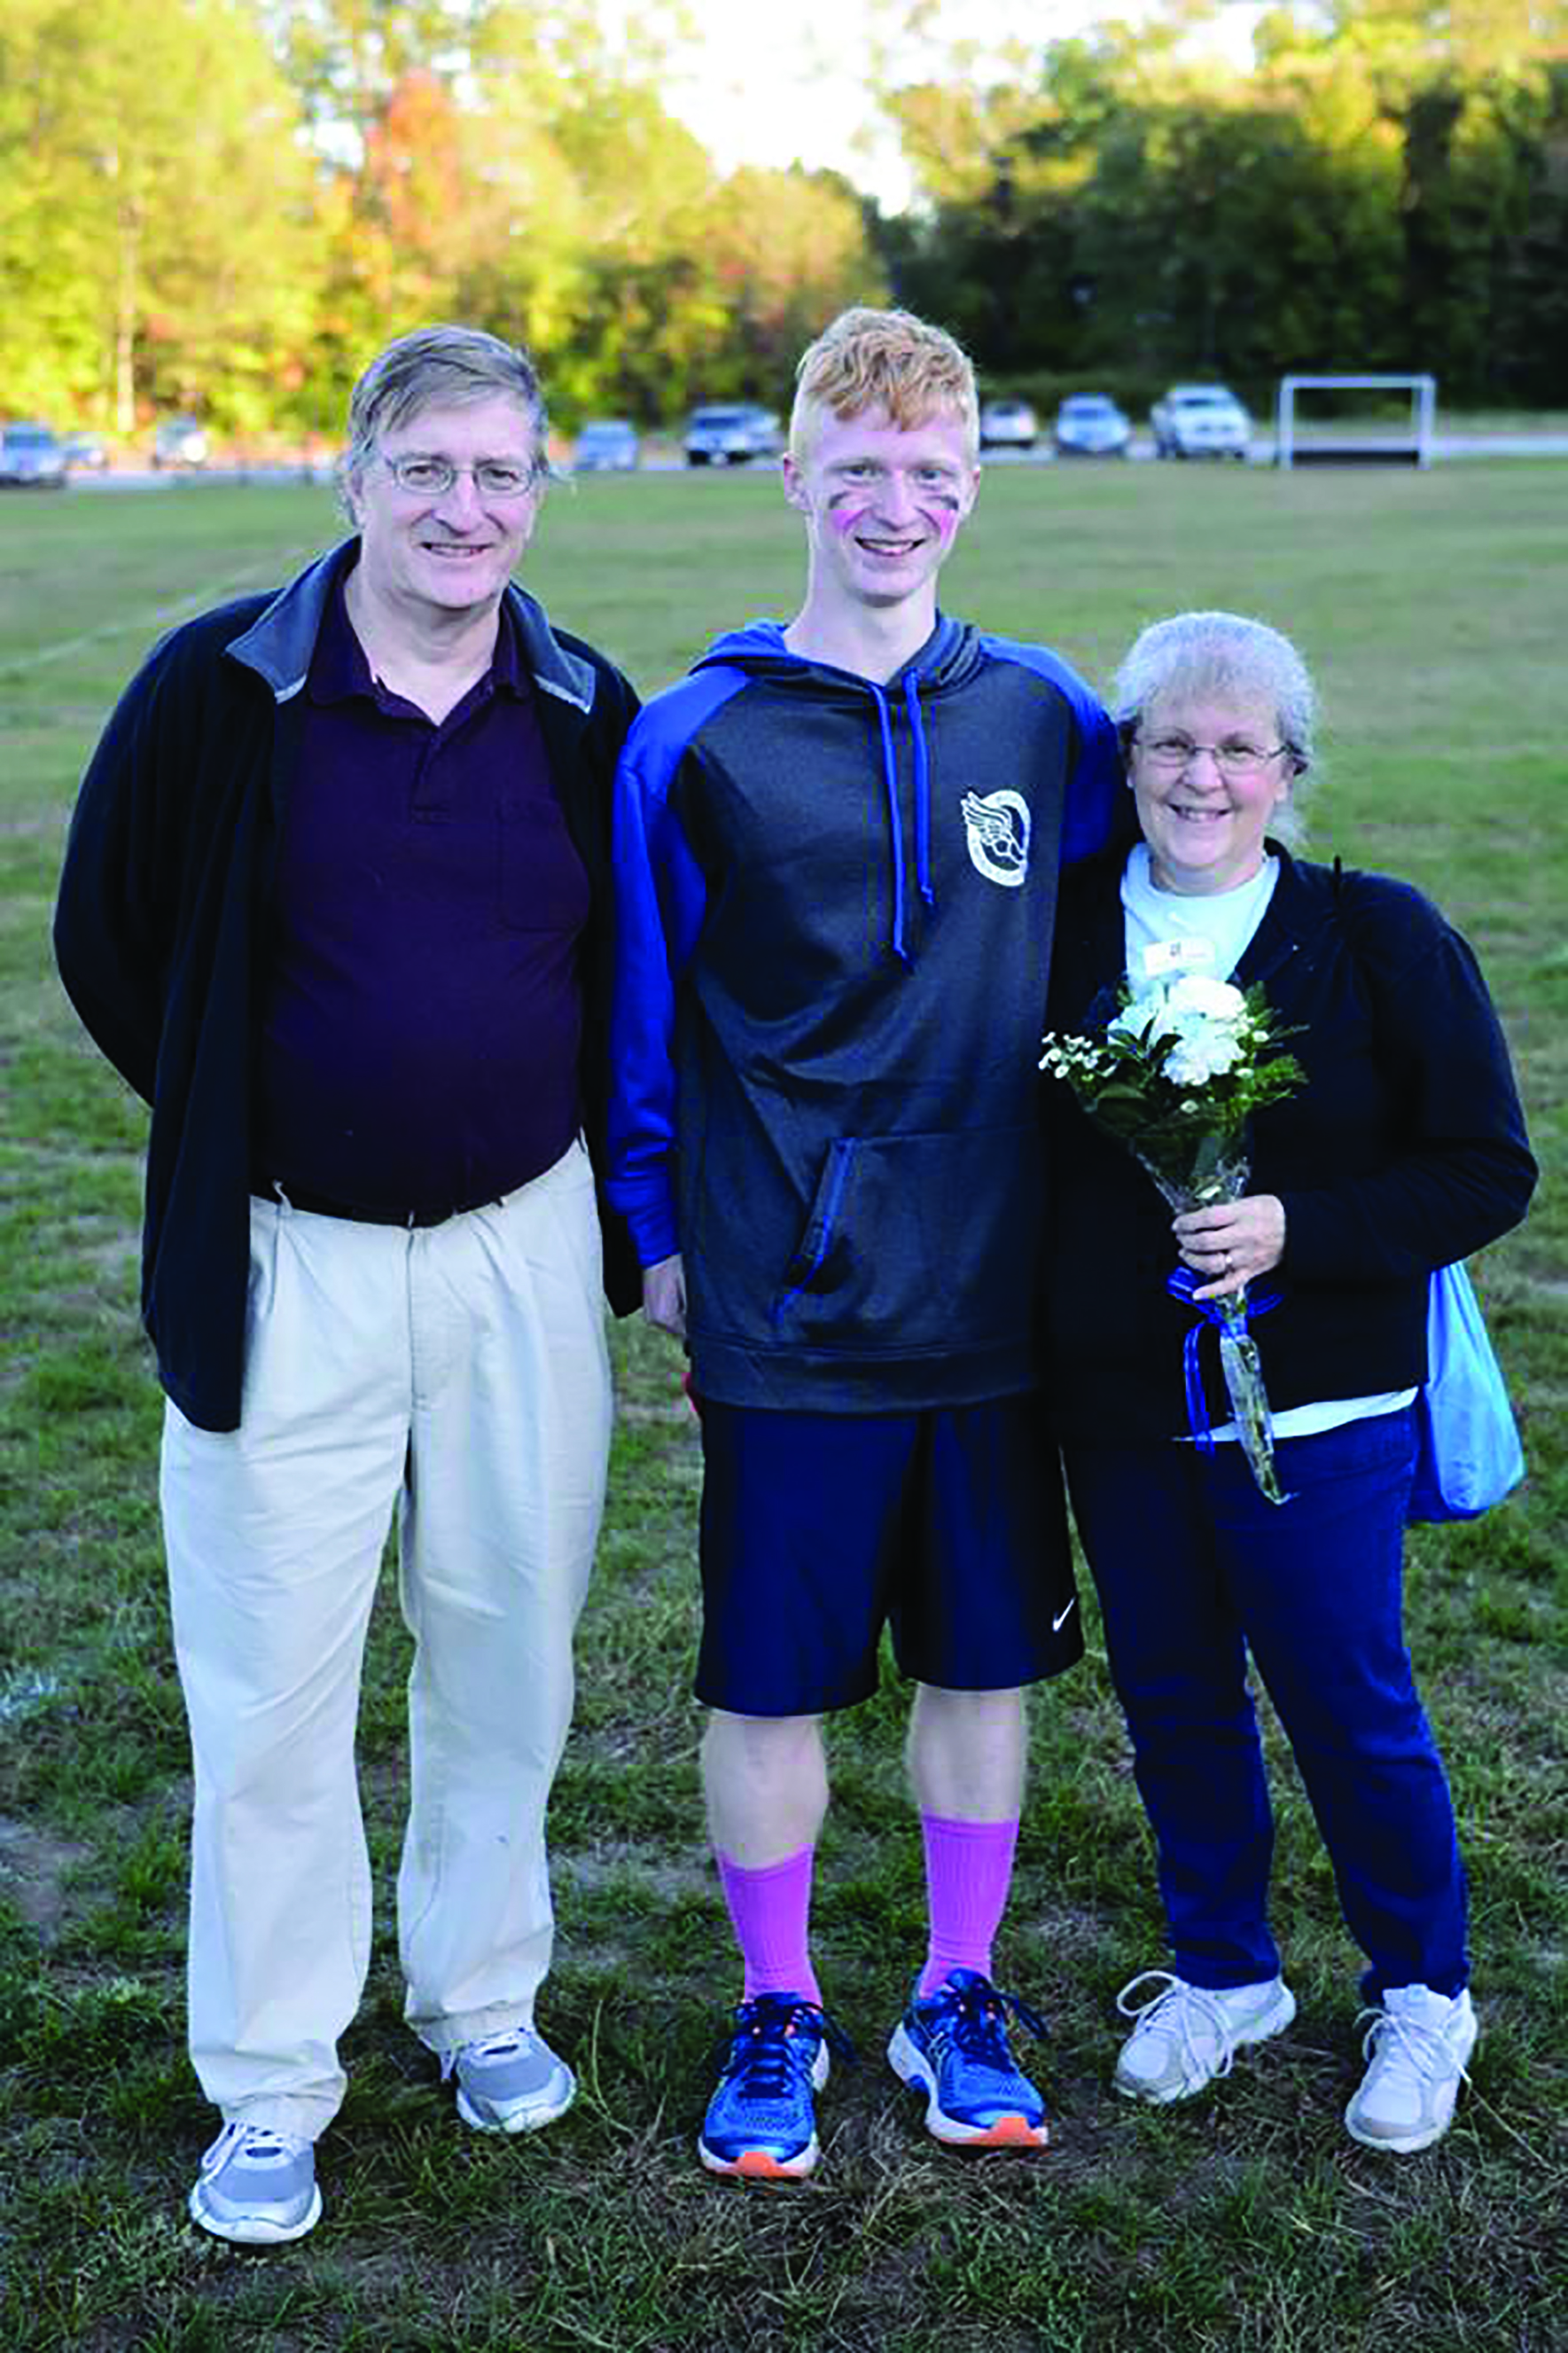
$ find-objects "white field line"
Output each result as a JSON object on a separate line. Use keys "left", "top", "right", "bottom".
{"left": 0, "top": 545, "right": 318, "bottom": 684}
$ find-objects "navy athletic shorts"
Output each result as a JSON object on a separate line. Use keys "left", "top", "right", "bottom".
{"left": 693, "top": 1394, "right": 1082, "bottom": 1716}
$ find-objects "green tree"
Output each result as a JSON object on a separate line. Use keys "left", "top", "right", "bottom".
{"left": 0, "top": 0, "right": 319, "bottom": 433}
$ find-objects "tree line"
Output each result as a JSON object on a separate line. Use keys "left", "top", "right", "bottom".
{"left": 884, "top": 1, "right": 1568, "bottom": 414}
{"left": 1, "top": 0, "right": 1564, "bottom": 443}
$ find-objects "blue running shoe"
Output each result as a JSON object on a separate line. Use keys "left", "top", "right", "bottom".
{"left": 887, "top": 1968, "right": 1050, "bottom": 2148}
{"left": 698, "top": 1993, "right": 853, "bottom": 2180}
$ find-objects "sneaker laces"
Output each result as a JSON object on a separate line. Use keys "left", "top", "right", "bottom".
{"left": 1116, "top": 1971, "right": 1244, "bottom": 2083}
{"left": 440, "top": 2028, "right": 531, "bottom": 2083}
{"left": 1353, "top": 2001, "right": 1473, "bottom": 2093}
{"left": 715, "top": 1995, "right": 854, "bottom": 2096}
{"left": 199, "top": 2120, "right": 307, "bottom": 2176}
{"left": 928, "top": 1975, "right": 1047, "bottom": 2060}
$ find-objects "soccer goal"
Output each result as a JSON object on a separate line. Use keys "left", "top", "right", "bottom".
{"left": 1274, "top": 374, "right": 1438, "bottom": 469}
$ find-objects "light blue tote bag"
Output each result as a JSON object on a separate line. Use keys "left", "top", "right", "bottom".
{"left": 1408, "top": 1262, "right": 1525, "bottom": 1523}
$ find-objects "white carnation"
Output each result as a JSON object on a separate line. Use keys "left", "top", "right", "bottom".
{"left": 1165, "top": 975, "right": 1246, "bottom": 1020}
{"left": 1165, "top": 1032, "right": 1244, "bottom": 1085}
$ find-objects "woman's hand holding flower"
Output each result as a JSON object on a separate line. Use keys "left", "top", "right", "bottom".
{"left": 1174, "top": 1193, "right": 1287, "bottom": 1301}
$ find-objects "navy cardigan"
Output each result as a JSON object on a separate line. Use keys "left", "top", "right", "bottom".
{"left": 1041, "top": 847, "right": 1537, "bottom": 1442}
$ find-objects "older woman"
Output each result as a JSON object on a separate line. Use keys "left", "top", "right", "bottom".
{"left": 1043, "top": 612, "right": 1535, "bottom": 2151}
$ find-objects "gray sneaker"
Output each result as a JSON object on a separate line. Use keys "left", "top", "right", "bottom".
{"left": 1113, "top": 1969, "right": 1297, "bottom": 2103}
{"left": 449, "top": 2026, "right": 576, "bottom": 2134}
{"left": 188, "top": 2121, "right": 322, "bottom": 2244}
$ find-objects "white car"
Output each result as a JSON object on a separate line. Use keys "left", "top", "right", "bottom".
{"left": 1150, "top": 384, "right": 1252, "bottom": 461}
{"left": 979, "top": 398, "right": 1039, "bottom": 451}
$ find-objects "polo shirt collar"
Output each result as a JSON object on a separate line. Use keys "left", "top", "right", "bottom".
{"left": 308, "top": 564, "right": 529, "bottom": 707}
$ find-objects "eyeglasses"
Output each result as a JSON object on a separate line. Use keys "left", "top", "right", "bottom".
{"left": 376, "top": 453, "right": 538, "bottom": 500}
{"left": 1136, "top": 732, "right": 1291, "bottom": 782}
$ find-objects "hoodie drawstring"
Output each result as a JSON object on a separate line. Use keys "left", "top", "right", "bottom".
{"left": 903, "top": 671, "right": 934, "bottom": 910}
{"left": 870, "top": 685, "right": 909, "bottom": 965}
{"left": 870, "top": 675, "right": 936, "bottom": 967}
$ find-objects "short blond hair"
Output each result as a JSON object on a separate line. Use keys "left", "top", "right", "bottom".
{"left": 790, "top": 307, "right": 979, "bottom": 461}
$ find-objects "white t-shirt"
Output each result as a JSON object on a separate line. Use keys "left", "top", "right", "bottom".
{"left": 1118, "top": 845, "right": 1415, "bottom": 1442}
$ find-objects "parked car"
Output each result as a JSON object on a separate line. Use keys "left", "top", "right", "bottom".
{"left": 573, "top": 418, "right": 640, "bottom": 473}
{"left": 979, "top": 398, "right": 1039, "bottom": 451}
{"left": 683, "top": 404, "right": 784, "bottom": 466}
{"left": 0, "top": 422, "right": 66, "bottom": 488}
{"left": 61, "top": 431, "right": 110, "bottom": 473}
{"left": 1052, "top": 394, "right": 1131, "bottom": 458}
{"left": 152, "top": 416, "right": 209, "bottom": 469}
{"left": 1150, "top": 383, "right": 1252, "bottom": 461}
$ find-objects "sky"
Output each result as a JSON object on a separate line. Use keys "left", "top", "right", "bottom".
{"left": 651, "top": 0, "right": 1268, "bottom": 209}
{"left": 657, "top": 0, "right": 1026, "bottom": 207}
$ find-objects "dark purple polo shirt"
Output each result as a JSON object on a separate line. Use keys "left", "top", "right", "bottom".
{"left": 253, "top": 567, "right": 589, "bottom": 1215}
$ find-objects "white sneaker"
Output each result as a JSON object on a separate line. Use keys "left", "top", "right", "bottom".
{"left": 188, "top": 2120, "right": 322, "bottom": 2244}
{"left": 1345, "top": 1985, "right": 1477, "bottom": 2153}
{"left": 449, "top": 2027, "right": 576, "bottom": 2134}
{"left": 1113, "top": 1969, "right": 1297, "bottom": 2104}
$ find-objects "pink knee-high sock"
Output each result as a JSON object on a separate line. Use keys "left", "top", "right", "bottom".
{"left": 715, "top": 1845, "right": 823, "bottom": 2006}
{"left": 918, "top": 1812, "right": 1020, "bottom": 1998}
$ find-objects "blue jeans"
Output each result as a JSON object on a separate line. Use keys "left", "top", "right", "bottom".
{"left": 1064, "top": 1409, "right": 1468, "bottom": 2001}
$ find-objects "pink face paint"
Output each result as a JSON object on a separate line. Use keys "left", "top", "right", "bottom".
{"left": 826, "top": 495, "right": 875, "bottom": 535}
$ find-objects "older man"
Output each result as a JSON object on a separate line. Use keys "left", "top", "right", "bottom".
{"left": 53, "top": 326, "right": 640, "bottom": 2242}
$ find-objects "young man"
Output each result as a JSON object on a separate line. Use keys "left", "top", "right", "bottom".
{"left": 608, "top": 308, "right": 1125, "bottom": 2177}
{"left": 53, "top": 326, "right": 640, "bottom": 2241}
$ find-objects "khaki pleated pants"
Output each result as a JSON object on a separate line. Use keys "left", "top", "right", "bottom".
{"left": 160, "top": 1139, "right": 612, "bottom": 2140}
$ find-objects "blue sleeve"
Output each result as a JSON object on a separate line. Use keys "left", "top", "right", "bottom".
{"left": 606, "top": 681, "right": 738, "bottom": 1266}
{"left": 980, "top": 636, "right": 1124, "bottom": 863}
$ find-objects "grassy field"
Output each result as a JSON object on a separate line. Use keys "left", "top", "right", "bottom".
{"left": 0, "top": 463, "right": 1564, "bottom": 2353}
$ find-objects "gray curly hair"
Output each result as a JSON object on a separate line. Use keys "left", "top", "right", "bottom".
{"left": 1111, "top": 611, "right": 1318, "bottom": 845}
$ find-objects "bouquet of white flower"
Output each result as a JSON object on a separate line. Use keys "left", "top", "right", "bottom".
{"left": 1041, "top": 973, "right": 1305, "bottom": 1504}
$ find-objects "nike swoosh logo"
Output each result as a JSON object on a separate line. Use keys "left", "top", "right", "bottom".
{"left": 1052, "top": 1599, "right": 1077, "bottom": 1634}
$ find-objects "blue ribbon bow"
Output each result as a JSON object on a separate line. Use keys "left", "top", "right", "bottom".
{"left": 1166, "top": 1264, "right": 1283, "bottom": 1452}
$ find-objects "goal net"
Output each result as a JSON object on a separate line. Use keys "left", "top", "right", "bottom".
{"left": 1275, "top": 375, "right": 1437, "bottom": 468}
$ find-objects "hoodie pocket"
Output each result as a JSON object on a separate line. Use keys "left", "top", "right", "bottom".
{"left": 772, "top": 1126, "right": 1041, "bottom": 1355}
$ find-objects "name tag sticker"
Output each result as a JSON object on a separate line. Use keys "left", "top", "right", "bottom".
{"left": 1142, "top": 936, "right": 1216, "bottom": 976}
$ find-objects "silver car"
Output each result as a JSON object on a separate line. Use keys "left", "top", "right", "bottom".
{"left": 0, "top": 422, "right": 66, "bottom": 488}
{"left": 683, "top": 405, "right": 784, "bottom": 467}
{"left": 152, "top": 417, "right": 209, "bottom": 469}
{"left": 1053, "top": 395, "right": 1131, "bottom": 459}
{"left": 573, "top": 419, "right": 640, "bottom": 473}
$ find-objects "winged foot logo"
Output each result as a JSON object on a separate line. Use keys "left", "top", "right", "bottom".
{"left": 961, "top": 788, "right": 1031, "bottom": 887}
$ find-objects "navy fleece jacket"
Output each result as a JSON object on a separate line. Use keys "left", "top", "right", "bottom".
{"left": 53, "top": 543, "right": 642, "bottom": 1431}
